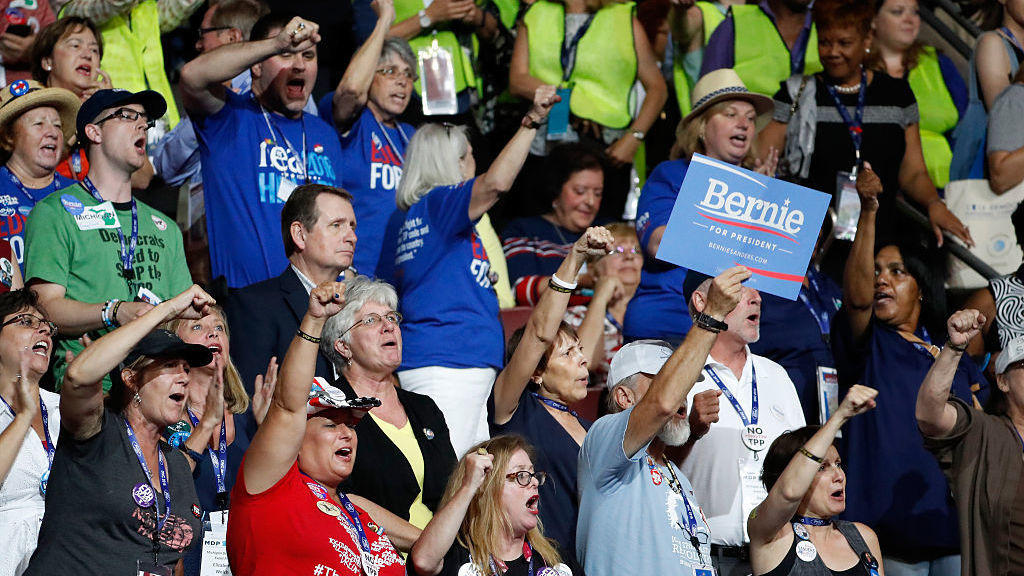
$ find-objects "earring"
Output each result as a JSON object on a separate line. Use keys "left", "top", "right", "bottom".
{"left": 133, "top": 392, "right": 142, "bottom": 405}
{"left": 44, "top": 64, "right": 51, "bottom": 71}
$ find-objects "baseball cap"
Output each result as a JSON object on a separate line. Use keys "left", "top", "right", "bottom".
{"left": 996, "top": 335, "right": 1024, "bottom": 374}
{"left": 76, "top": 88, "right": 166, "bottom": 139}
{"left": 606, "top": 340, "right": 677, "bottom": 390}
{"left": 123, "top": 329, "right": 214, "bottom": 368}
{"left": 307, "top": 377, "right": 382, "bottom": 416}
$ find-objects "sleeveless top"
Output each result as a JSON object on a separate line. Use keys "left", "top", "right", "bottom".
{"left": 761, "top": 520, "right": 877, "bottom": 576}
{"left": 990, "top": 266, "right": 1024, "bottom": 349}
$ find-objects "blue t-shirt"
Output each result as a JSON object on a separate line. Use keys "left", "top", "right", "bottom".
{"left": 750, "top": 268, "right": 842, "bottom": 424}
{"left": 832, "top": 309, "right": 987, "bottom": 559}
{"left": 576, "top": 408, "right": 712, "bottom": 575}
{"left": 0, "top": 168, "right": 72, "bottom": 269}
{"left": 488, "top": 389, "right": 592, "bottom": 564}
{"left": 193, "top": 90, "right": 343, "bottom": 288}
{"left": 393, "top": 179, "right": 503, "bottom": 371}
{"left": 624, "top": 159, "right": 692, "bottom": 342}
{"left": 333, "top": 104, "right": 414, "bottom": 277}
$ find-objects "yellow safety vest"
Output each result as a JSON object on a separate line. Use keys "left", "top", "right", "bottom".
{"left": 674, "top": 1, "right": 727, "bottom": 116}
{"left": 79, "top": 1, "right": 180, "bottom": 128}
{"left": 732, "top": 4, "right": 822, "bottom": 98}
{"left": 908, "top": 46, "right": 958, "bottom": 189}
{"left": 525, "top": 1, "right": 637, "bottom": 129}
{"left": 394, "top": 0, "right": 479, "bottom": 95}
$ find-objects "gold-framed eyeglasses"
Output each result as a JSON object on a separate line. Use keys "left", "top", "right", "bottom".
{"left": 341, "top": 311, "right": 402, "bottom": 338}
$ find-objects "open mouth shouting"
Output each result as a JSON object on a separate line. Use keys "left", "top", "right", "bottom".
{"left": 525, "top": 494, "right": 540, "bottom": 515}
{"left": 335, "top": 446, "right": 353, "bottom": 462}
{"left": 285, "top": 78, "right": 306, "bottom": 100}
{"left": 75, "top": 62, "right": 93, "bottom": 78}
{"left": 31, "top": 339, "right": 50, "bottom": 357}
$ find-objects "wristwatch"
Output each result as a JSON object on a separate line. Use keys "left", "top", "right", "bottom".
{"left": 631, "top": 129, "right": 646, "bottom": 141}
{"left": 692, "top": 311, "right": 728, "bottom": 333}
{"left": 418, "top": 9, "right": 431, "bottom": 29}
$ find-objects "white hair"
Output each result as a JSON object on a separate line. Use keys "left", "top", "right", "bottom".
{"left": 320, "top": 275, "right": 400, "bottom": 369}
{"left": 396, "top": 123, "right": 469, "bottom": 211}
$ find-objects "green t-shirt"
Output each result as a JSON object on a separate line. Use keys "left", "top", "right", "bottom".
{"left": 24, "top": 184, "right": 192, "bottom": 391}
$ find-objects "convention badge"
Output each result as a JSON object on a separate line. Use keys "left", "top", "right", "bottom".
{"left": 0, "top": 258, "right": 12, "bottom": 288}
{"left": 137, "top": 560, "right": 172, "bottom": 576}
{"left": 795, "top": 540, "right": 818, "bottom": 562}
{"left": 72, "top": 200, "right": 120, "bottom": 231}
{"left": 740, "top": 424, "right": 768, "bottom": 452}
{"left": 317, "top": 500, "right": 341, "bottom": 516}
{"left": 739, "top": 459, "right": 767, "bottom": 542}
{"left": 137, "top": 287, "right": 163, "bottom": 306}
{"left": 132, "top": 482, "right": 156, "bottom": 508}
{"left": 360, "top": 549, "right": 380, "bottom": 576}
{"left": 208, "top": 509, "right": 229, "bottom": 532}
{"left": 546, "top": 87, "right": 572, "bottom": 141}
{"left": 816, "top": 366, "right": 839, "bottom": 427}
{"left": 199, "top": 530, "right": 230, "bottom": 576}
{"left": 276, "top": 176, "right": 298, "bottom": 203}
{"left": 832, "top": 171, "right": 860, "bottom": 241}
{"left": 792, "top": 522, "right": 810, "bottom": 541}
{"left": 418, "top": 39, "right": 458, "bottom": 116}
{"left": 423, "top": 427, "right": 435, "bottom": 440}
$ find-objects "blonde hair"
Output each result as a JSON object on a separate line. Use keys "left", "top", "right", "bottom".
{"left": 440, "top": 436, "right": 562, "bottom": 572}
{"left": 163, "top": 305, "right": 250, "bottom": 414}
{"left": 671, "top": 100, "right": 760, "bottom": 168}
{"left": 396, "top": 123, "right": 469, "bottom": 211}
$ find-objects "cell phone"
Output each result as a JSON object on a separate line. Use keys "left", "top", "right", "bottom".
{"left": 5, "top": 24, "right": 31, "bottom": 37}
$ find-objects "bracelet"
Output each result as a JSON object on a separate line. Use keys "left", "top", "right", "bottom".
{"left": 550, "top": 274, "right": 578, "bottom": 291}
{"left": 522, "top": 115, "right": 543, "bottom": 129}
{"left": 183, "top": 446, "right": 205, "bottom": 463}
{"left": 799, "top": 447, "right": 823, "bottom": 463}
{"left": 296, "top": 329, "right": 322, "bottom": 344}
{"left": 110, "top": 300, "right": 123, "bottom": 328}
{"left": 946, "top": 340, "right": 968, "bottom": 353}
{"left": 547, "top": 279, "right": 574, "bottom": 294}
{"left": 101, "top": 299, "right": 120, "bottom": 329}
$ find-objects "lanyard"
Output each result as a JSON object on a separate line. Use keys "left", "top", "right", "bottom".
{"left": 704, "top": 364, "right": 758, "bottom": 427}
{"left": 824, "top": 67, "right": 867, "bottom": 177}
{"left": 648, "top": 456, "right": 704, "bottom": 562}
{"left": 372, "top": 116, "right": 409, "bottom": 165}
{"left": 793, "top": 515, "right": 831, "bottom": 527}
{"left": 256, "top": 96, "right": 308, "bottom": 184}
{"left": 124, "top": 417, "right": 171, "bottom": 532}
{"left": 185, "top": 407, "right": 228, "bottom": 501}
{"left": 0, "top": 166, "right": 60, "bottom": 204}
{"left": 531, "top": 391, "right": 578, "bottom": 417}
{"left": 604, "top": 312, "right": 623, "bottom": 333}
{"left": 488, "top": 540, "right": 536, "bottom": 576}
{"left": 81, "top": 177, "right": 138, "bottom": 277}
{"left": 798, "top": 269, "right": 833, "bottom": 338}
{"left": 0, "top": 394, "right": 54, "bottom": 464}
{"left": 560, "top": 14, "right": 595, "bottom": 81}
{"left": 1002, "top": 26, "right": 1024, "bottom": 56}
{"left": 302, "top": 474, "right": 372, "bottom": 555}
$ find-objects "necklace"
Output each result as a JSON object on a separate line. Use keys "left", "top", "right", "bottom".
{"left": 833, "top": 82, "right": 862, "bottom": 94}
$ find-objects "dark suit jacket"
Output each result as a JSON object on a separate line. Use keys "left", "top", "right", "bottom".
{"left": 225, "top": 267, "right": 333, "bottom": 436}
{"left": 335, "top": 376, "right": 457, "bottom": 521}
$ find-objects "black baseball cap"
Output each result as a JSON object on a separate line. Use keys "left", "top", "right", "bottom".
{"left": 123, "top": 329, "right": 214, "bottom": 368}
{"left": 76, "top": 88, "right": 167, "bottom": 140}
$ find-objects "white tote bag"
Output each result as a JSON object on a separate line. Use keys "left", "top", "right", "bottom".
{"left": 945, "top": 178, "right": 1024, "bottom": 289}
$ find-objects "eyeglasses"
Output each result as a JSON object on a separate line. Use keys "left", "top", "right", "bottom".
{"left": 94, "top": 107, "right": 154, "bottom": 129}
{"left": 506, "top": 470, "right": 547, "bottom": 487}
{"left": 340, "top": 311, "right": 402, "bottom": 338}
{"left": 0, "top": 314, "right": 58, "bottom": 337}
{"left": 198, "top": 26, "right": 232, "bottom": 37}
{"left": 609, "top": 245, "right": 639, "bottom": 256}
{"left": 376, "top": 66, "right": 417, "bottom": 81}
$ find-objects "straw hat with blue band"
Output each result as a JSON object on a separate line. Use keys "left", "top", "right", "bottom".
{"left": 681, "top": 68, "right": 774, "bottom": 128}
{"left": 0, "top": 80, "right": 81, "bottom": 144}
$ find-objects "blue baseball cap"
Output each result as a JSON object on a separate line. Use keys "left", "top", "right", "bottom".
{"left": 76, "top": 88, "right": 166, "bottom": 141}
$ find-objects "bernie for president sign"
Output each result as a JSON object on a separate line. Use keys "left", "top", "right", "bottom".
{"left": 656, "top": 154, "right": 831, "bottom": 300}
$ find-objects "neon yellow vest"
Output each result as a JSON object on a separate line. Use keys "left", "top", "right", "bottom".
{"left": 908, "top": 46, "right": 958, "bottom": 189}
{"left": 674, "top": 1, "right": 727, "bottom": 116}
{"left": 732, "top": 5, "right": 822, "bottom": 97}
{"left": 525, "top": 1, "right": 637, "bottom": 129}
{"left": 394, "top": 0, "right": 479, "bottom": 95}
{"left": 89, "top": 1, "right": 180, "bottom": 128}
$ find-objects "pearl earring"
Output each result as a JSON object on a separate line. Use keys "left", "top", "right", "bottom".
{"left": 133, "top": 392, "right": 142, "bottom": 405}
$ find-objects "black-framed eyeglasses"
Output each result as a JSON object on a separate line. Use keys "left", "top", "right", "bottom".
{"left": 376, "top": 65, "right": 417, "bottom": 82}
{"left": 340, "top": 311, "right": 402, "bottom": 338}
{"left": 506, "top": 470, "right": 547, "bottom": 487}
{"left": 95, "top": 107, "right": 155, "bottom": 129}
{"left": 0, "top": 314, "right": 58, "bottom": 337}
{"left": 198, "top": 26, "right": 232, "bottom": 38}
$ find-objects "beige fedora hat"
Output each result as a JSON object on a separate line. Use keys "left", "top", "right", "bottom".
{"left": 0, "top": 80, "right": 80, "bottom": 144}
{"left": 682, "top": 68, "right": 774, "bottom": 128}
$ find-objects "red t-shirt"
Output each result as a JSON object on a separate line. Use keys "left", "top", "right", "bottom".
{"left": 227, "top": 459, "right": 405, "bottom": 576}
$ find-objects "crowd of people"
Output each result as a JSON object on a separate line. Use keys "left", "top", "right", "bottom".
{"left": 0, "top": 0, "right": 1022, "bottom": 575}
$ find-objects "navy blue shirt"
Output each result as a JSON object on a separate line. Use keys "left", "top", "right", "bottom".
{"left": 831, "top": 309, "right": 987, "bottom": 560}
{"left": 488, "top": 388, "right": 592, "bottom": 565}
{"left": 624, "top": 159, "right": 692, "bottom": 342}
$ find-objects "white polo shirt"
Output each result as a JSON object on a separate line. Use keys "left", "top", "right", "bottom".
{"left": 680, "top": 349, "right": 805, "bottom": 546}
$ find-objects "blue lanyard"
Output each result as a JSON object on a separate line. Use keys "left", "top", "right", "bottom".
{"left": 604, "top": 312, "right": 623, "bottom": 333}
{"left": 824, "top": 67, "right": 868, "bottom": 172}
{"left": 531, "top": 391, "right": 578, "bottom": 417}
{"left": 185, "top": 407, "right": 228, "bottom": 499}
{"left": 124, "top": 417, "right": 171, "bottom": 531}
{"left": 797, "top": 269, "right": 834, "bottom": 337}
{"left": 0, "top": 394, "right": 54, "bottom": 466}
{"left": 302, "top": 474, "right": 372, "bottom": 554}
{"left": 649, "top": 455, "right": 702, "bottom": 555}
{"left": 81, "top": 177, "right": 138, "bottom": 276}
{"left": 0, "top": 166, "right": 60, "bottom": 204}
{"left": 793, "top": 515, "right": 831, "bottom": 527}
{"left": 704, "top": 364, "right": 758, "bottom": 426}
{"left": 560, "top": 14, "right": 595, "bottom": 81}
{"left": 372, "top": 116, "right": 409, "bottom": 165}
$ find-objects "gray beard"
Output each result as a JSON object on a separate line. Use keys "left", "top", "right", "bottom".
{"left": 657, "top": 416, "right": 691, "bottom": 447}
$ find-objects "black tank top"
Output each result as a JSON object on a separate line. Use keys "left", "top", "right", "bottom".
{"left": 761, "top": 520, "right": 877, "bottom": 576}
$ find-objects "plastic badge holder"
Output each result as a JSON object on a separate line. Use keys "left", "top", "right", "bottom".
{"left": 418, "top": 38, "right": 458, "bottom": 116}
{"left": 832, "top": 171, "right": 861, "bottom": 241}
{"left": 546, "top": 87, "right": 572, "bottom": 141}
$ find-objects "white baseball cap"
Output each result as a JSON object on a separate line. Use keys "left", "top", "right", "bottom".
{"left": 606, "top": 340, "right": 677, "bottom": 390}
{"left": 996, "top": 336, "right": 1024, "bottom": 374}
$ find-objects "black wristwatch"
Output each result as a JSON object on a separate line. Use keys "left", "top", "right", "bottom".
{"left": 693, "top": 311, "right": 728, "bottom": 333}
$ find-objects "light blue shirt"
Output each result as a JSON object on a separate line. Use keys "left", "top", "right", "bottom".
{"left": 576, "top": 408, "right": 713, "bottom": 576}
